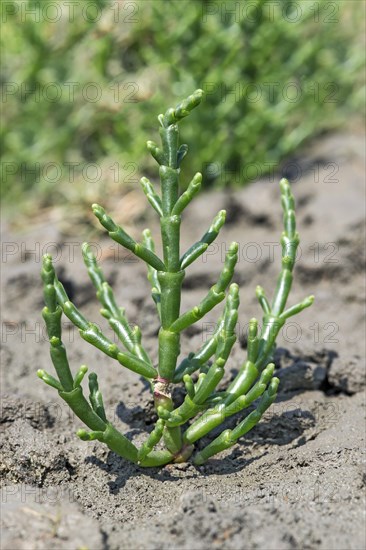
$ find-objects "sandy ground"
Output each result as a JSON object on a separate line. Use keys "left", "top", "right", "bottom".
{"left": 1, "top": 129, "right": 365, "bottom": 549}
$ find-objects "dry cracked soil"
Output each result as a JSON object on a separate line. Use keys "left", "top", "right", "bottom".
{"left": 1, "top": 130, "right": 365, "bottom": 549}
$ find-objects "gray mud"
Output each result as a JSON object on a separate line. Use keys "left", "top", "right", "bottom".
{"left": 1, "top": 130, "right": 365, "bottom": 549}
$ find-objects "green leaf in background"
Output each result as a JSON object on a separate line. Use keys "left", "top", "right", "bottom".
{"left": 1, "top": 0, "right": 363, "bottom": 208}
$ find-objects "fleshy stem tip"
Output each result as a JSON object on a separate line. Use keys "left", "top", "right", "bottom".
{"left": 229, "top": 241, "right": 239, "bottom": 254}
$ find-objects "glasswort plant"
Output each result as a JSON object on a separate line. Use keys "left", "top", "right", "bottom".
{"left": 38, "top": 90, "right": 313, "bottom": 466}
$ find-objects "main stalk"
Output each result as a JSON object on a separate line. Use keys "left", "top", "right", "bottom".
{"left": 152, "top": 90, "right": 204, "bottom": 457}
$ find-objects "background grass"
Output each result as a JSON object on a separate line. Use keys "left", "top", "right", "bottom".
{"left": 1, "top": 0, "right": 364, "bottom": 214}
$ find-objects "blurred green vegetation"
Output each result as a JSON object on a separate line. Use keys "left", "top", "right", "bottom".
{"left": 1, "top": 0, "right": 364, "bottom": 210}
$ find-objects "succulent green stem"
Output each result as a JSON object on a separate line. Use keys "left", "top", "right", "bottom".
{"left": 193, "top": 377, "right": 279, "bottom": 465}
{"left": 39, "top": 92, "right": 313, "bottom": 467}
{"left": 151, "top": 91, "right": 205, "bottom": 452}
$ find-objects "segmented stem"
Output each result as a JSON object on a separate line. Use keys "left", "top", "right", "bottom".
{"left": 39, "top": 91, "right": 313, "bottom": 467}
